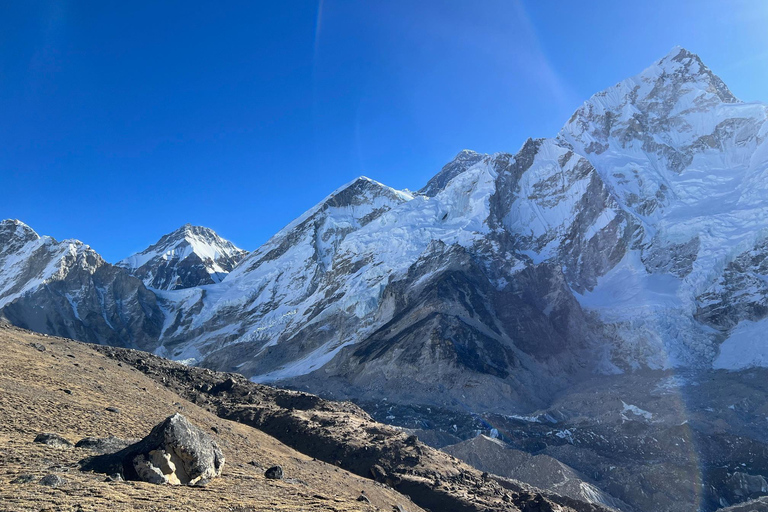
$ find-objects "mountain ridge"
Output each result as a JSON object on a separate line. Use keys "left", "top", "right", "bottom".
{"left": 2, "top": 46, "right": 767, "bottom": 401}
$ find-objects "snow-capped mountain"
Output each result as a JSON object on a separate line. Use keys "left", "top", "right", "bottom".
{"left": 160, "top": 47, "right": 766, "bottom": 408}
{"left": 3, "top": 47, "right": 768, "bottom": 411}
{"left": 118, "top": 224, "right": 246, "bottom": 290}
{"left": 0, "top": 220, "right": 163, "bottom": 350}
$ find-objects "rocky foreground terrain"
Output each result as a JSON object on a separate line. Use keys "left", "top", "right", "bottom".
{"left": 0, "top": 324, "right": 422, "bottom": 512}
{"left": 0, "top": 324, "right": 609, "bottom": 512}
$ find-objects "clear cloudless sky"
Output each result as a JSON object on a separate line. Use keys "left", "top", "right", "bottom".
{"left": 1, "top": 0, "right": 767, "bottom": 261}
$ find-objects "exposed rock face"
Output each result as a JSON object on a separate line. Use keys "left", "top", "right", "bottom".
{"left": 420, "top": 149, "right": 486, "bottom": 197}
{"left": 81, "top": 413, "right": 224, "bottom": 486}
{"left": 118, "top": 224, "right": 247, "bottom": 290}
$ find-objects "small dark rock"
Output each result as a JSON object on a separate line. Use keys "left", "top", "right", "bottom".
{"left": 29, "top": 343, "right": 46, "bottom": 352}
{"left": 105, "top": 406, "right": 121, "bottom": 414}
{"left": 405, "top": 435, "right": 418, "bottom": 446}
{"left": 264, "top": 465, "right": 284, "bottom": 480}
{"left": 34, "top": 433, "right": 73, "bottom": 449}
{"left": 60, "top": 389, "right": 72, "bottom": 395}
{"left": 357, "top": 491, "right": 371, "bottom": 503}
{"left": 10, "top": 474, "right": 36, "bottom": 484}
{"left": 39, "top": 474, "right": 63, "bottom": 487}
{"left": 66, "top": 354, "right": 75, "bottom": 358}
{"left": 211, "top": 426, "right": 219, "bottom": 434}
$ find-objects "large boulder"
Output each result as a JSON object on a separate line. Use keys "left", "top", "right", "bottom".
{"left": 81, "top": 413, "right": 224, "bottom": 485}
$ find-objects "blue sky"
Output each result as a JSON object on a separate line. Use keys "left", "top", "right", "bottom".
{"left": 1, "top": 0, "right": 767, "bottom": 261}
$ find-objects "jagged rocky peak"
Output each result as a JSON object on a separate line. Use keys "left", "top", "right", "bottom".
{"left": 419, "top": 149, "right": 486, "bottom": 197}
{"left": 119, "top": 224, "right": 247, "bottom": 290}
{"left": 288, "top": 175, "right": 414, "bottom": 223}
{"left": 639, "top": 45, "right": 737, "bottom": 103}
{"left": 0, "top": 219, "right": 40, "bottom": 253}
{"left": 557, "top": 46, "right": 767, "bottom": 225}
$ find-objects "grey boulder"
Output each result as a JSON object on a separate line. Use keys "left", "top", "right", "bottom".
{"left": 39, "top": 474, "right": 63, "bottom": 487}
{"left": 80, "top": 413, "right": 224, "bottom": 485}
{"left": 34, "top": 433, "right": 73, "bottom": 449}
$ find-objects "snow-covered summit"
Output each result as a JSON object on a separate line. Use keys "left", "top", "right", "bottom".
{"left": 118, "top": 224, "right": 247, "bottom": 290}
{"left": 0, "top": 220, "right": 40, "bottom": 253}
{"left": 230, "top": 175, "right": 413, "bottom": 278}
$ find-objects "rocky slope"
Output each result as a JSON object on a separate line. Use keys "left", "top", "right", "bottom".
{"left": 118, "top": 224, "right": 246, "bottom": 290}
{"left": 0, "top": 324, "right": 604, "bottom": 512}
{"left": 442, "top": 435, "right": 632, "bottom": 511}
{"left": 0, "top": 324, "right": 426, "bottom": 512}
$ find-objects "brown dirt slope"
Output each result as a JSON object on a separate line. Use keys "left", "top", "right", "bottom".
{"left": 90, "top": 337, "right": 611, "bottom": 512}
{"left": 0, "top": 324, "right": 423, "bottom": 512}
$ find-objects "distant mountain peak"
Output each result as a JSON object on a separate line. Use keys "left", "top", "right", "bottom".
{"left": 118, "top": 225, "right": 247, "bottom": 290}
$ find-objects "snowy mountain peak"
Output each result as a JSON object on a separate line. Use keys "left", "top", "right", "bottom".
{"left": 644, "top": 46, "right": 737, "bottom": 103}
{"left": 420, "top": 149, "right": 487, "bottom": 197}
{"left": 324, "top": 175, "right": 413, "bottom": 208}
{"left": 562, "top": 47, "right": 739, "bottom": 141}
{"left": 0, "top": 219, "right": 40, "bottom": 248}
{"left": 559, "top": 46, "right": 763, "bottom": 186}
{"left": 118, "top": 224, "right": 247, "bottom": 290}
{"left": 228, "top": 175, "right": 413, "bottom": 282}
